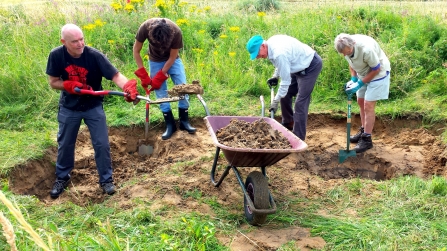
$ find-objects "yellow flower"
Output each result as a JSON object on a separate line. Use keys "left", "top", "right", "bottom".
{"left": 192, "top": 48, "right": 203, "bottom": 53}
{"left": 108, "top": 40, "right": 115, "bottom": 44}
{"left": 178, "top": 1, "right": 188, "bottom": 7}
{"left": 111, "top": 2, "right": 122, "bottom": 11}
{"left": 83, "top": 24, "right": 96, "bottom": 31}
{"left": 94, "top": 19, "right": 106, "bottom": 27}
{"left": 213, "top": 51, "right": 218, "bottom": 55}
{"left": 198, "top": 30, "right": 205, "bottom": 34}
{"left": 199, "top": 63, "right": 205, "bottom": 67}
{"left": 203, "top": 6, "right": 211, "bottom": 11}
{"left": 124, "top": 3, "right": 135, "bottom": 12}
{"left": 189, "top": 5, "right": 197, "bottom": 12}
{"left": 143, "top": 55, "right": 149, "bottom": 60}
{"left": 176, "top": 18, "right": 189, "bottom": 26}
{"left": 154, "top": 0, "right": 168, "bottom": 9}
{"left": 229, "top": 26, "right": 240, "bottom": 32}
{"left": 257, "top": 11, "right": 266, "bottom": 17}
{"left": 87, "top": 43, "right": 92, "bottom": 46}
{"left": 229, "top": 52, "right": 236, "bottom": 57}
{"left": 219, "top": 34, "right": 228, "bottom": 39}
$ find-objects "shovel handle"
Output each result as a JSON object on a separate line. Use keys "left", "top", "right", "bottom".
{"left": 74, "top": 87, "right": 129, "bottom": 97}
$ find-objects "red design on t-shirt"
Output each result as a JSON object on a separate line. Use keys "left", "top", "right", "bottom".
{"left": 65, "top": 65, "right": 88, "bottom": 84}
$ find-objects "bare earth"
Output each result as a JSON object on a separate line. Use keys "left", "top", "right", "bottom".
{"left": 8, "top": 112, "right": 447, "bottom": 250}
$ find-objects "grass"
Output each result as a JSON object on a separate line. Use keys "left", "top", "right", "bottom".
{"left": 1, "top": 0, "right": 447, "bottom": 250}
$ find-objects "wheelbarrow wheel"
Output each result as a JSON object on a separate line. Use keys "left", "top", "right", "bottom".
{"left": 244, "top": 171, "right": 270, "bottom": 226}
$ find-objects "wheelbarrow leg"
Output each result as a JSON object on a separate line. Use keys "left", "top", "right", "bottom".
{"left": 210, "top": 147, "right": 231, "bottom": 187}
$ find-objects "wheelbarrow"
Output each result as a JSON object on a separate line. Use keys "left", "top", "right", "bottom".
{"left": 197, "top": 96, "right": 308, "bottom": 226}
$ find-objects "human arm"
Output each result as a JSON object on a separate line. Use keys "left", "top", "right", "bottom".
{"left": 133, "top": 40, "right": 145, "bottom": 69}
{"left": 272, "top": 55, "right": 292, "bottom": 101}
{"left": 49, "top": 76, "right": 65, "bottom": 91}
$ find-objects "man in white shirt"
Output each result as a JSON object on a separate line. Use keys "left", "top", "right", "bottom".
{"left": 334, "top": 33, "right": 391, "bottom": 153}
{"left": 246, "top": 34, "right": 323, "bottom": 141}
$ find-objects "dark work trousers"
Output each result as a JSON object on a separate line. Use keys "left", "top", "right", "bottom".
{"left": 55, "top": 105, "right": 113, "bottom": 184}
{"left": 280, "top": 53, "right": 323, "bottom": 140}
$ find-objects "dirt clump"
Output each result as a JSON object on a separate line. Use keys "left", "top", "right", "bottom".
{"left": 167, "top": 80, "right": 204, "bottom": 96}
{"left": 215, "top": 118, "right": 291, "bottom": 149}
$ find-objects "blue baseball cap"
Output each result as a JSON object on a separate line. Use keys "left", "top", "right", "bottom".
{"left": 246, "top": 35, "right": 264, "bottom": 60}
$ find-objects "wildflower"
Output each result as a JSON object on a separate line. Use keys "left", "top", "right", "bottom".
{"left": 176, "top": 19, "right": 189, "bottom": 26}
{"left": 229, "top": 52, "right": 236, "bottom": 57}
{"left": 178, "top": 1, "right": 188, "bottom": 7}
{"left": 257, "top": 11, "right": 266, "bottom": 17}
{"left": 203, "top": 6, "right": 211, "bottom": 11}
{"left": 219, "top": 34, "right": 228, "bottom": 39}
{"left": 108, "top": 40, "right": 115, "bottom": 44}
{"left": 111, "top": 2, "right": 122, "bottom": 11}
{"left": 124, "top": 3, "right": 135, "bottom": 12}
{"left": 83, "top": 24, "right": 96, "bottom": 31}
{"left": 199, "top": 63, "right": 205, "bottom": 67}
{"left": 189, "top": 5, "right": 197, "bottom": 12}
{"left": 229, "top": 26, "right": 240, "bottom": 32}
{"left": 94, "top": 19, "right": 106, "bottom": 27}
{"left": 192, "top": 48, "right": 203, "bottom": 53}
{"left": 213, "top": 51, "right": 218, "bottom": 55}
{"left": 154, "top": 0, "right": 168, "bottom": 9}
{"left": 143, "top": 55, "right": 149, "bottom": 60}
{"left": 198, "top": 30, "right": 205, "bottom": 34}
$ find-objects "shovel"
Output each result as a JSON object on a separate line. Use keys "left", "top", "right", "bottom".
{"left": 138, "top": 88, "right": 154, "bottom": 155}
{"left": 339, "top": 93, "right": 357, "bottom": 163}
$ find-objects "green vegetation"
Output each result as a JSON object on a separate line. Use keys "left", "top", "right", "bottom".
{"left": 1, "top": 0, "right": 447, "bottom": 250}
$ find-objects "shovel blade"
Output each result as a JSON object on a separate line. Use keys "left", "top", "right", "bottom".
{"left": 138, "top": 144, "right": 154, "bottom": 156}
{"left": 338, "top": 149, "right": 356, "bottom": 163}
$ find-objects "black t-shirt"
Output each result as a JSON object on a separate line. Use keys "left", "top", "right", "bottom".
{"left": 46, "top": 46, "right": 118, "bottom": 111}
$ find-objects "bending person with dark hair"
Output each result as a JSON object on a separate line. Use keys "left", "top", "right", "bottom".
{"left": 133, "top": 18, "right": 195, "bottom": 140}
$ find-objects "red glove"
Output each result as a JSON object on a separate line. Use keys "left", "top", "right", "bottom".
{"left": 123, "top": 79, "right": 139, "bottom": 102}
{"left": 63, "top": 81, "right": 84, "bottom": 94}
{"left": 134, "top": 67, "right": 152, "bottom": 88}
{"left": 151, "top": 70, "right": 169, "bottom": 90}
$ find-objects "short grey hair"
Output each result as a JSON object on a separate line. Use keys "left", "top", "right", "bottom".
{"left": 334, "top": 33, "right": 355, "bottom": 53}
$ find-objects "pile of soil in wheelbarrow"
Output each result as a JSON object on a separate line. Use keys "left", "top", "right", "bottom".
{"left": 167, "top": 80, "right": 204, "bottom": 96}
{"left": 215, "top": 118, "right": 292, "bottom": 149}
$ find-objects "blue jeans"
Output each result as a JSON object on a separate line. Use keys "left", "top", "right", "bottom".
{"left": 56, "top": 105, "right": 113, "bottom": 183}
{"left": 149, "top": 58, "right": 190, "bottom": 113}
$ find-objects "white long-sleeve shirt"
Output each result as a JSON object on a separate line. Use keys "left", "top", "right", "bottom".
{"left": 266, "top": 35, "right": 315, "bottom": 101}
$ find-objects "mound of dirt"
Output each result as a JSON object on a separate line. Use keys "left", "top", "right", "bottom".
{"left": 167, "top": 80, "right": 204, "bottom": 96}
{"left": 215, "top": 118, "right": 291, "bottom": 149}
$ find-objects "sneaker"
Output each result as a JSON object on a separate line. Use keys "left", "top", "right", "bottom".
{"left": 350, "top": 127, "right": 364, "bottom": 143}
{"left": 50, "top": 175, "right": 70, "bottom": 199}
{"left": 354, "top": 133, "right": 373, "bottom": 153}
{"left": 100, "top": 182, "right": 116, "bottom": 195}
{"left": 282, "top": 122, "right": 293, "bottom": 130}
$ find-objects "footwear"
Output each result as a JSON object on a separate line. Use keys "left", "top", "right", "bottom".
{"left": 350, "top": 126, "right": 364, "bottom": 143}
{"left": 100, "top": 182, "right": 116, "bottom": 195}
{"left": 281, "top": 121, "right": 293, "bottom": 130}
{"left": 179, "top": 108, "right": 196, "bottom": 134}
{"left": 354, "top": 133, "right": 373, "bottom": 153}
{"left": 162, "top": 110, "right": 177, "bottom": 140}
{"left": 50, "top": 175, "right": 70, "bottom": 199}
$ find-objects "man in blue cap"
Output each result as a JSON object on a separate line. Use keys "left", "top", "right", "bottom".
{"left": 246, "top": 34, "right": 323, "bottom": 141}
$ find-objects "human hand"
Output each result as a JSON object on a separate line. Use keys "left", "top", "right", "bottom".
{"left": 345, "top": 79, "right": 364, "bottom": 94}
{"left": 269, "top": 99, "right": 280, "bottom": 113}
{"left": 134, "top": 67, "right": 152, "bottom": 88}
{"left": 151, "top": 70, "right": 169, "bottom": 90}
{"left": 63, "top": 81, "right": 85, "bottom": 94}
{"left": 123, "top": 79, "right": 139, "bottom": 102}
{"left": 267, "top": 77, "right": 278, "bottom": 88}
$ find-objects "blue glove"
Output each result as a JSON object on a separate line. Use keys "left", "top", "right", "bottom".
{"left": 269, "top": 99, "right": 280, "bottom": 113}
{"left": 351, "top": 76, "right": 358, "bottom": 83}
{"left": 345, "top": 79, "right": 364, "bottom": 94}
